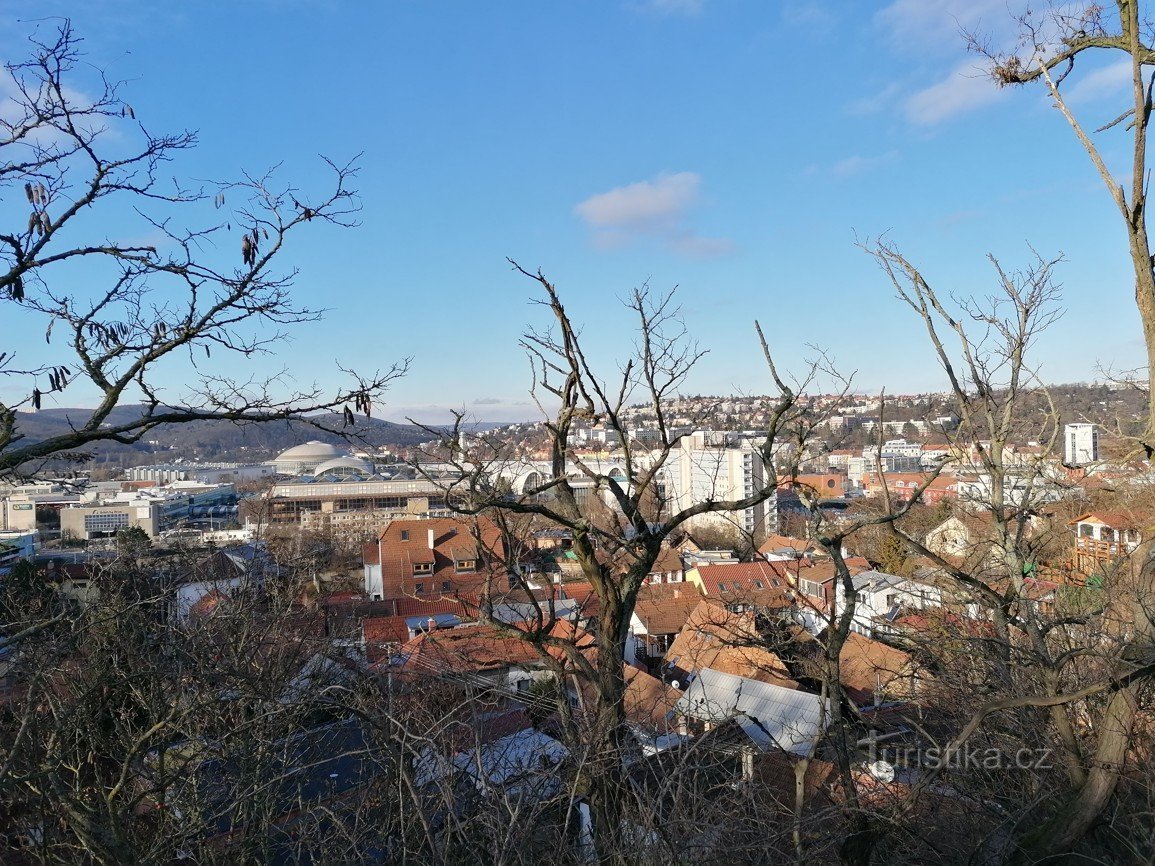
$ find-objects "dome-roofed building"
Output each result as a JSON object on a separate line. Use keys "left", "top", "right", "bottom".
{"left": 272, "top": 441, "right": 350, "bottom": 476}
{"left": 313, "top": 456, "right": 376, "bottom": 480}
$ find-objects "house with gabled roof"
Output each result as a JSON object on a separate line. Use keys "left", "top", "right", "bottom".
{"left": 393, "top": 621, "right": 558, "bottom": 693}
{"left": 363, "top": 517, "right": 508, "bottom": 602}
{"left": 787, "top": 557, "right": 873, "bottom": 634}
{"left": 664, "top": 600, "right": 797, "bottom": 691}
{"left": 685, "top": 561, "right": 794, "bottom": 612}
{"left": 1068, "top": 511, "right": 1145, "bottom": 573}
{"left": 846, "top": 570, "right": 943, "bottom": 638}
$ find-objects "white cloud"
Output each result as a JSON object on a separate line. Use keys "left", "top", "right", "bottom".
{"left": 576, "top": 172, "right": 699, "bottom": 231}
{"left": 670, "top": 234, "right": 735, "bottom": 256}
{"left": 874, "top": 0, "right": 1012, "bottom": 53}
{"left": 1065, "top": 59, "right": 1133, "bottom": 104}
{"left": 780, "top": 1, "right": 836, "bottom": 31}
{"left": 574, "top": 172, "right": 733, "bottom": 256}
{"left": 905, "top": 60, "right": 1005, "bottom": 125}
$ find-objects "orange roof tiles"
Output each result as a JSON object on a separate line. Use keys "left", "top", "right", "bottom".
{"left": 837, "top": 632, "right": 916, "bottom": 705}
{"left": 694, "top": 561, "right": 794, "bottom": 608}
{"left": 399, "top": 623, "right": 543, "bottom": 674}
{"left": 623, "top": 665, "right": 681, "bottom": 732}
{"left": 632, "top": 583, "right": 703, "bottom": 635}
{"left": 665, "top": 600, "right": 798, "bottom": 689}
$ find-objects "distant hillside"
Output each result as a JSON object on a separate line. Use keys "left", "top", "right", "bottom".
{"left": 10, "top": 406, "right": 439, "bottom": 468}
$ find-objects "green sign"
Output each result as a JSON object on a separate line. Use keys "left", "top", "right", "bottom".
{"left": 11, "top": 503, "right": 33, "bottom": 511}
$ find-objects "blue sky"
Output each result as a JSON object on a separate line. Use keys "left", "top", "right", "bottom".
{"left": 1, "top": 0, "right": 1146, "bottom": 422}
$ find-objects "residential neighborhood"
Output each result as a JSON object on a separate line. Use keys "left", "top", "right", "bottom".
{"left": 4, "top": 2, "right": 1155, "bottom": 863}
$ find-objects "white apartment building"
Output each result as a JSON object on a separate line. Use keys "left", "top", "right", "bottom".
{"left": 663, "top": 431, "right": 774, "bottom": 536}
{"left": 1065, "top": 423, "right": 1099, "bottom": 466}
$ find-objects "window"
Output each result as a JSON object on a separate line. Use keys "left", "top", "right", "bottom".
{"left": 717, "top": 582, "right": 727, "bottom": 591}
{"left": 413, "top": 562, "right": 433, "bottom": 574}
{"left": 455, "top": 559, "right": 477, "bottom": 573}
{"left": 441, "top": 580, "right": 451, "bottom": 591}
{"left": 414, "top": 582, "right": 424, "bottom": 594}
{"left": 754, "top": 580, "right": 764, "bottom": 589}
{"left": 400, "top": 529, "right": 409, "bottom": 541}
{"left": 800, "top": 579, "right": 823, "bottom": 597}
{"left": 84, "top": 512, "right": 130, "bottom": 534}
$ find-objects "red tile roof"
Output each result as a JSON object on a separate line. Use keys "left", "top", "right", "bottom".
{"left": 362, "top": 616, "right": 411, "bottom": 663}
{"left": 623, "top": 666, "right": 682, "bottom": 732}
{"left": 837, "top": 632, "right": 916, "bottom": 705}
{"left": 694, "top": 561, "right": 794, "bottom": 608}
{"left": 632, "top": 582, "right": 704, "bottom": 635}
{"left": 665, "top": 600, "right": 798, "bottom": 689}
{"left": 399, "top": 623, "right": 544, "bottom": 674}
{"left": 758, "top": 534, "right": 819, "bottom": 556}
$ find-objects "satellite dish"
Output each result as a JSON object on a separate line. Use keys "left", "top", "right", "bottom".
{"left": 670, "top": 680, "right": 680, "bottom": 690}
{"left": 867, "top": 760, "right": 895, "bottom": 783}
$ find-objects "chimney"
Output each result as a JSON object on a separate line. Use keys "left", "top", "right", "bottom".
{"left": 428, "top": 528, "right": 435, "bottom": 549}
{"left": 428, "top": 617, "right": 437, "bottom": 631}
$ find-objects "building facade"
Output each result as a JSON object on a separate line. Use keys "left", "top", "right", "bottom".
{"left": 663, "top": 432, "right": 773, "bottom": 536}
{"left": 1064, "top": 423, "right": 1099, "bottom": 466}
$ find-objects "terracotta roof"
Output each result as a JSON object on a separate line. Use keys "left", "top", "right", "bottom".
{"left": 758, "top": 534, "right": 818, "bottom": 556}
{"left": 399, "top": 623, "right": 543, "bottom": 674}
{"left": 397, "top": 618, "right": 596, "bottom": 677}
{"left": 623, "top": 665, "right": 682, "bottom": 732}
{"left": 362, "top": 615, "right": 411, "bottom": 663}
{"left": 650, "top": 543, "right": 685, "bottom": 575}
{"left": 632, "top": 582, "right": 703, "bottom": 635}
{"left": 362, "top": 517, "right": 507, "bottom": 601}
{"left": 803, "top": 557, "right": 872, "bottom": 585}
{"left": 751, "top": 750, "right": 837, "bottom": 813}
{"left": 665, "top": 600, "right": 798, "bottom": 689}
{"left": 392, "top": 596, "right": 472, "bottom": 619}
{"left": 694, "top": 561, "right": 794, "bottom": 608}
{"left": 837, "top": 632, "right": 916, "bottom": 704}
{"left": 1068, "top": 511, "right": 1142, "bottom": 530}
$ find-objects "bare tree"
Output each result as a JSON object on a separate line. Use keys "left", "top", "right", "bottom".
{"left": 409, "top": 261, "right": 848, "bottom": 862}
{"left": 0, "top": 21, "right": 406, "bottom": 479}
{"left": 858, "top": 241, "right": 1155, "bottom": 863}
{"left": 977, "top": 1, "right": 1155, "bottom": 447}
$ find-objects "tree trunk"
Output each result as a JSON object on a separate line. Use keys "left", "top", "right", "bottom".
{"left": 1129, "top": 231, "right": 1155, "bottom": 446}
{"left": 589, "top": 591, "right": 631, "bottom": 865}
{"left": 1014, "top": 683, "right": 1138, "bottom": 862}
{"left": 1014, "top": 551, "right": 1155, "bottom": 860}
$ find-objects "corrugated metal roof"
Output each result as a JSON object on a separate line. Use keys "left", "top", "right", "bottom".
{"left": 675, "top": 668, "right": 829, "bottom": 755}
